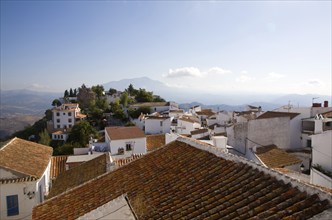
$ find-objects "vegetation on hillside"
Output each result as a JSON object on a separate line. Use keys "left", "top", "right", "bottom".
{"left": 4, "top": 83, "right": 166, "bottom": 156}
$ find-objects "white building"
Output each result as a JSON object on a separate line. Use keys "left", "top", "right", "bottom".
{"left": 105, "top": 126, "right": 146, "bottom": 157}
{"left": 129, "top": 102, "right": 178, "bottom": 113}
{"left": 206, "top": 111, "right": 232, "bottom": 127}
{"left": 190, "top": 128, "right": 209, "bottom": 140}
{"left": 176, "top": 116, "right": 201, "bottom": 135}
{"left": 275, "top": 102, "right": 332, "bottom": 149}
{"left": 0, "top": 138, "right": 53, "bottom": 219}
{"left": 227, "top": 112, "right": 293, "bottom": 161}
{"left": 310, "top": 130, "right": 332, "bottom": 189}
{"left": 144, "top": 116, "right": 172, "bottom": 135}
{"left": 50, "top": 103, "right": 86, "bottom": 141}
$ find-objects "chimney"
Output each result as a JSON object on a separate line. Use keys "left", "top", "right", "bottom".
{"left": 324, "top": 101, "right": 328, "bottom": 107}
{"left": 312, "top": 103, "right": 322, "bottom": 107}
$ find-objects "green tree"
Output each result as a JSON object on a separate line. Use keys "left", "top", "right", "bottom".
{"left": 128, "top": 106, "right": 151, "bottom": 119}
{"left": 69, "top": 88, "right": 74, "bottom": 97}
{"left": 110, "top": 100, "right": 126, "bottom": 120}
{"left": 64, "top": 90, "right": 69, "bottom": 97}
{"left": 67, "top": 121, "right": 98, "bottom": 147}
{"left": 108, "top": 88, "right": 117, "bottom": 95}
{"left": 73, "top": 88, "right": 77, "bottom": 96}
{"left": 126, "top": 84, "right": 137, "bottom": 96}
{"left": 52, "top": 99, "right": 61, "bottom": 107}
{"left": 135, "top": 88, "right": 154, "bottom": 102}
{"left": 77, "top": 84, "right": 96, "bottom": 111}
{"left": 45, "top": 109, "right": 53, "bottom": 121}
{"left": 120, "top": 92, "right": 129, "bottom": 107}
{"left": 153, "top": 95, "right": 166, "bottom": 102}
{"left": 38, "top": 129, "right": 51, "bottom": 146}
{"left": 92, "top": 85, "right": 105, "bottom": 99}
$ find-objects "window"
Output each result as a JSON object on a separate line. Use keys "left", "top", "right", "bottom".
{"left": 68, "top": 119, "right": 72, "bottom": 123}
{"left": 118, "top": 148, "right": 124, "bottom": 155}
{"left": 56, "top": 112, "right": 60, "bottom": 116}
{"left": 160, "top": 121, "right": 163, "bottom": 127}
{"left": 63, "top": 113, "right": 66, "bottom": 115}
{"left": 68, "top": 112, "right": 72, "bottom": 116}
{"left": 57, "top": 119, "right": 60, "bottom": 123}
{"left": 69, "top": 124, "right": 72, "bottom": 128}
{"left": 57, "top": 125, "right": 60, "bottom": 129}
{"left": 126, "top": 143, "right": 132, "bottom": 151}
{"left": 6, "top": 195, "right": 19, "bottom": 216}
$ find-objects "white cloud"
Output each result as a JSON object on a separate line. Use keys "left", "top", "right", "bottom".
{"left": 236, "top": 75, "right": 252, "bottom": 83}
{"left": 164, "top": 67, "right": 202, "bottom": 78}
{"left": 241, "top": 70, "right": 248, "bottom": 74}
{"left": 307, "top": 79, "right": 323, "bottom": 86}
{"left": 207, "top": 67, "right": 232, "bottom": 75}
{"left": 164, "top": 66, "right": 232, "bottom": 78}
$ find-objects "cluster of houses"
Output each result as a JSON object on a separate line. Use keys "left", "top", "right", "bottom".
{"left": 1, "top": 98, "right": 332, "bottom": 219}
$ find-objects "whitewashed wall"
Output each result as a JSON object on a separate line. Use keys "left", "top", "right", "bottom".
{"left": 0, "top": 181, "right": 37, "bottom": 219}
{"left": 311, "top": 131, "right": 332, "bottom": 173}
{"left": 110, "top": 137, "right": 146, "bottom": 155}
{"left": 145, "top": 118, "right": 171, "bottom": 135}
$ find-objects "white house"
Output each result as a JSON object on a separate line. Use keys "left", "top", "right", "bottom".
{"left": 227, "top": 112, "right": 293, "bottom": 161}
{"left": 105, "top": 126, "right": 146, "bottom": 157}
{"left": 129, "top": 102, "right": 178, "bottom": 113}
{"left": 144, "top": 116, "right": 172, "bottom": 135}
{"left": 310, "top": 130, "right": 332, "bottom": 189}
{"left": 206, "top": 111, "right": 232, "bottom": 127}
{"left": 0, "top": 138, "right": 53, "bottom": 219}
{"left": 190, "top": 128, "right": 209, "bottom": 140}
{"left": 50, "top": 103, "right": 86, "bottom": 141}
{"left": 275, "top": 102, "right": 332, "bottom": 149}
{"left": 176, "top": 116, "right": 201, "bottom": 135}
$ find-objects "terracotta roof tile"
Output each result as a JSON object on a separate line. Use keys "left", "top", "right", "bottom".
{"left": 191, "top": 128, "right": 209, "bottom": 135}
{"left": 50, "top": 156, "right": 68, "bottom": 179}
{"left": 146, "top": 134, "right": 165, "bottom": 151}
{"left": 47, "top": 154, "right": 107, "bottom": 198}
{"left": 256, "top": 145, "right": 302, "bottom": 168}
{"left": 105, "top": 126, "right": 145, "bottom": 140}
{"left": 0, "top": 137, "right": 53, "bottom": 178}
{"left": 33, "top": 140, "right": 331, "bottom": 219}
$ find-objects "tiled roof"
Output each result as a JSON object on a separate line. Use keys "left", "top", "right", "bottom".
{"left": 179, "top": 116, "right": 200, "bottom": 124}
{"left": 196, "top": 109, "right": 215, "bottom": 117}
{"left": 190, "top": 128, "right": 209, "bottom": 135}
{"left": 0, "top": 138, "right": 53, "bottom": 178}
{"left": 33, "top": 139, "right": 331, "bottom": 219}
{"left": 0, "top": 176, "right": 38, "bottom": 184}
{"left": 146, "top": 134, "right": 165, "bottom": 151}
{"left": 50, "top": 156, "right": 68, "bottom": 179}
{"left": 322, "top": 110, "right": 332, "bottom": 118}
{"left": 256, "top": 145, "right": 302, "bottom": 168}
{"left": 257, "top": 111, "right": 300, "bottom": 120}
{"left": 47, "top": 154, "right": 108, "bottom": 199}
{"left": 105, "top": 126, "right": 145, "bottom": 140}
{"left": 113, "top": 154, "right": 144, "bottom": 167}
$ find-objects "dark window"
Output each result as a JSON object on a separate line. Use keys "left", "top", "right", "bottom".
{"left": 57, "top": 119, "right": 60, "bottom": 123}
{"left": 68, "top": 112, "right": 72, "bottom": 116}
{"left": 63, "top": 113, "right": 66, "bottom": 115}
{"left": 6, "top": 195, "right": 19, "bottom": 216}
{"left": 57, "top": 125, "right": 60, "bottom": 129}
{"left": 68, "top": 119, "right": 72, "bottom": 123}
{"left": 126, "top": 143, "right": 132, "bottom": 151}
{"left": 118, "top": 148, "right": 124, "bottom": 155}
{"left": 56, "top": 112, "right": 60, "bottom": 116}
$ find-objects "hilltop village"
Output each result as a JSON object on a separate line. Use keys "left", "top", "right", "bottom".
{"left": 1, "top": 84, "right": 332, "bottom": 219}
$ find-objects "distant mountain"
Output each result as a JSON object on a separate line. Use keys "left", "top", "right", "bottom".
{"left": 0, "top": 89, "right": 60, "bottom": 117}
{"left": 103, "top": 77, "right": 331, "bottom": 107}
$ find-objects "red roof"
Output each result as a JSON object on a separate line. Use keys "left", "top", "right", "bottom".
{"left": 105, "top": 126, "right": 145, "bottom": 140}
{"left": 33, "top": 139, "right": 330, "bottom": 219}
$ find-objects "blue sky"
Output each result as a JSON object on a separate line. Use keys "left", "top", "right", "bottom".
{"left": 1, "top": 1, "right": 331, "bottom": 96}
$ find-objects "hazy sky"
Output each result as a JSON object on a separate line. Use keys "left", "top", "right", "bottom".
{"left": 1, "top": 1, "right": 331, "bottom": 96}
